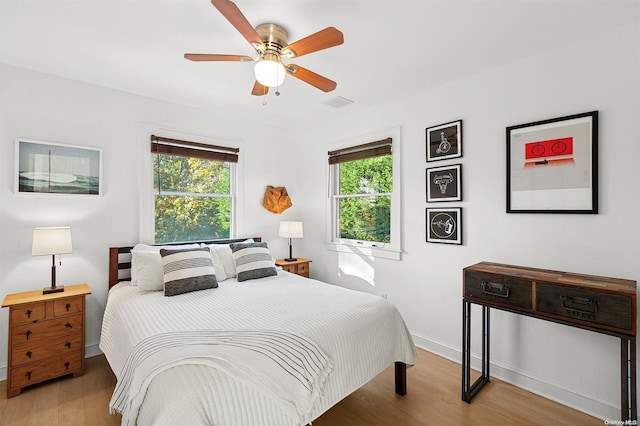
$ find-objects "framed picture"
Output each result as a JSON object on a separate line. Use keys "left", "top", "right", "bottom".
{"left": 506, "top": 111, "right": 597, "bottom": 213}
{"left": 426, "top": 207, "right": 462, "bottom": 245}
{"left": 426, "top": 119, "right": 462, "bottom": 162}
{"left": 426, "top": 163, "right": 462, "bottom": 202}
{"left": 15, "top": 139, "right": 102, "bottom": 196}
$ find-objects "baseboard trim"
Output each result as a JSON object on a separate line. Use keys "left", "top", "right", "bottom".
{"left": 86, "top": 341, "right": 103, "bottom": 358}
{"left": 410, "top": 331, "right": 617, "bottom": 421}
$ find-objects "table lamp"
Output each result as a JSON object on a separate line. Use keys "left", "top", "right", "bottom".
{"left": 32, "top": 226, "right": 73, "bottom": 294}
{"left": 278, "top": 221, "right": 303, "bottom": 262}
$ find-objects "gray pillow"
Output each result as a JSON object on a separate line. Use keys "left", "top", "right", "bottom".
{"left": 160, "top": 247, "right": 218, "bottom": 296}
{"left": 229, "top": 242, "right": 277, "bottom": 282}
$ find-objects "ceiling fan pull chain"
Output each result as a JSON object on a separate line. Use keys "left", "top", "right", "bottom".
{"left": 275, "top": 61, "right": 281, "bottom": 96}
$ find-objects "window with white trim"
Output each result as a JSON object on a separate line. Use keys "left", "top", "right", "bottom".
{"left": 328, "top": 128, "right": 401, "bottom": 258}
{"left": 151, "top": 135, "right": 238, "bottom": 244}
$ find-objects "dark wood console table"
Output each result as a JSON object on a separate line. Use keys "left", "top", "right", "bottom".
{"left": 462, "top": 261, "right": 637, "bottom": 421}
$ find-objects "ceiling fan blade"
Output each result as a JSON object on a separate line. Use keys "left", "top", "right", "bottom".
{"left": 281, "top": 27, "right": 344, "bottom": 58}
{"left": 251, "top": 81, "right": 269, "bottom": 96}
{"left": 211, "top": 0, "right": 264, "bottom": 50}
{"left": 285, "top": 64, "right": 337, "bottom": 92}
{"left": 184, "top": 54, "right": 253, "bottom": 62}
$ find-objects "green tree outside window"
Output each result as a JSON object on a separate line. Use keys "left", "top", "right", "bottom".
{"left": 154, "top": 154, "right": 232, "bottom": 243}
{"left": 337, "top": 154, "right": 392, "bottom": 243}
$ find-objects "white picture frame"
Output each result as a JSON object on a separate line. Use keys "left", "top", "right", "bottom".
{"left": 15, "top": 138, "right": 103, "bottom": 196}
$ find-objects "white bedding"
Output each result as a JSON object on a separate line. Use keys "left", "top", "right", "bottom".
{"left": 100, "top": 271, "right": 417, "bottom": 425}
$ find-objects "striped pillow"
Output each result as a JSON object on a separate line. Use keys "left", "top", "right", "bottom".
{"left": 160, "top": 247, "right": 218, "bottom": 296}
{"left": 229, "top": 242, "right": 277, "bottom": 282}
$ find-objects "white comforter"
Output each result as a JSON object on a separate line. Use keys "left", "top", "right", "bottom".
{"left": 100, "top": 271, "right": 417, "bottom": 425}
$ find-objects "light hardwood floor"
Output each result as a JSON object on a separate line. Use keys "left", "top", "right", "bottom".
{"left": 1, "top": 348, "right": 601, "bottom": 425}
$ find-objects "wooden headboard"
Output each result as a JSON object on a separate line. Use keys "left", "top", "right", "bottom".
{"left": 108, "top": 237, "right": 262, "bottom": 289}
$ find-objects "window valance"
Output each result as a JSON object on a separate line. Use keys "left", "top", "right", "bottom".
{"left": 151, "top": 135, "right": 239, "bottom": 163}
{"left": 327, "top": 138, "right": 392, "bottom": 165}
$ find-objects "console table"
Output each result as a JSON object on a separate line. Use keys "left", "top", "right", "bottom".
{"left": 462, "top": 262, "right": 637, "bottom": 421}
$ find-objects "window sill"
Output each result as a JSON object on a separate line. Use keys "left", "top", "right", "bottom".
{"left": 325, "top": 242, "right": 402, "bottom": 261}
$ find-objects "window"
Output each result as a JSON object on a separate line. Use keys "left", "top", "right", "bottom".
{"left": 151, "top": 135, "right": 238, "bottom": 244}
{"left": 327, "top": 128, "right": 401, "bottom": 259}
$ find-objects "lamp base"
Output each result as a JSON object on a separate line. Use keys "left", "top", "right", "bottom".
{"left": 284, "top": 257, "right": 297, "bottom": 262}
{"left": 43, "top": 285, "right": 64, "bottom": 295}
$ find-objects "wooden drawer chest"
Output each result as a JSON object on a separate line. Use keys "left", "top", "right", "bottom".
{"left": 275, "top": 258, "right": 311, "bottom": 278}
{"left": 2, "top": 283, "right": 91, "bottom": 397}
{"left": 462, "top": 262, "right": 637, "bottom": 421}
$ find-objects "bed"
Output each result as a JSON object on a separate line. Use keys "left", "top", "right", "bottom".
{"left": 100, "top": 238, "right": 417, "bottom": 425}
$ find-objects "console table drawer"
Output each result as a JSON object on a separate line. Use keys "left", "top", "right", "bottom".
{"left": 536, "top": 283, "right": 633, "bottom": 332}
{"left": 464, "top": 271, "right": 532, "bottom": 310}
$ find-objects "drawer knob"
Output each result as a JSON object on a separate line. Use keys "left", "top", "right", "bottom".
{"left": 481, "top": 281, "right": 510, "bottom": 298}
{"left": 25, "top": 371, "right": 32, "bottom": 381}
{"left": 65, "top": 303, "right": 71, "bottom": 311}
{"left": 560, "top": 296, "right": 598, "bottom": 318}
{"left": 25, "top": 351, "right": 33, "bottom": 359}
{"left": 25, "top": 309, "right": 33, "bottom": 318}
{"left": 65, "top": 341, "right": 72, "bottom": 349}
{"left": 25, "top": 330, "right": 32, "bottom": 340}
{"left": 64, "top": 362, "right": 70, "bottom": 370}
{"left": 65, "top": 323, "right": 73, "bottom": 329}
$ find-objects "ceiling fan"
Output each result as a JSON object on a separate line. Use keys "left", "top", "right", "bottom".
{"left": 184, "top": 0, "right": 344, "bottom": 96}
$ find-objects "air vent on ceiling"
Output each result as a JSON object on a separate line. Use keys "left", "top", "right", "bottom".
{"left": 322, "top": 96, "right": 354, "bottom": 108}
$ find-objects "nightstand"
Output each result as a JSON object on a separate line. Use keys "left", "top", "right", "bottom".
{"left": 2, "top": 283, "right": 91, "bottom": 397}
{"left": 276, "top": 258, "right": 311, "bottom": 278}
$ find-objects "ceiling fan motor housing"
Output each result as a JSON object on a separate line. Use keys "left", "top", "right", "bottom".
{"left": 255, "top": 23, "right": 289, "bottom": 57}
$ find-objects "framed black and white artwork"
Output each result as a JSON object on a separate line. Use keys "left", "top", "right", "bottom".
{"left": 426, "top": 164, "right": 462, "bottom": 202}
{"left": 426, "top": 207, "right": 462, "bottom": 245}
{"left": 426, "top": 120, "right": 462, "bottom": 162}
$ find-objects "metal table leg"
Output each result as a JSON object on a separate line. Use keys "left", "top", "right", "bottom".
{"left": 621, "top": 337, "right": 637, "bottom": 421}
{"left": 462, "top": 300, "right": 490, "bottom": 402}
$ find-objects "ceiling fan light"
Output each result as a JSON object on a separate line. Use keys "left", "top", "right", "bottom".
{"left": 254, "top": 58, "right": 285, "bottom": 87}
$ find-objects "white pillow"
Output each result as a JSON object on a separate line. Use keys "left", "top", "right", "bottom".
{"left": 131, "top": 243, "right": 199, "bottom": 292}
{"left": 201, "top": 244, "right": 228, "bottom": 281}
{"left": 207, "top": 239, "right": 253, "bottom": 279}
{"left": 131, "top": 250, "right": 163, "bottom": 292}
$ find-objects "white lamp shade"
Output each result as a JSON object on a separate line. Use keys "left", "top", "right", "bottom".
{"left": 32, "top": 227, "right": 73, "bottom": 256}
{"left": 254, "top": 58, "right": 286, "bottom": 87}
{"left": 279, "top": 221, "right": 303, "bottom": 239}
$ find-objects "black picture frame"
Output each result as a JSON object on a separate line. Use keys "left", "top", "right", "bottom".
{"left": 506, "top": 111, "right": 598, "bottom": 214}
{"left": 426, "top": 163, "right": 462, "bottom": 202}
{"left": 426, "top": 207, "right": 462, "bottom": 245}
{"left": 426, "top": 120, "right": 462, "bottom": 162}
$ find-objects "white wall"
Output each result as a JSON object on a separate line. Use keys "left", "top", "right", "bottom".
{"left": 0, "top": 63, "right": 293, "bottom": 375}
{"left": 287, "top": 22, "right": 639, "bottom": 419}
{"left": 0, "top": 19, "right": 637, "bottom": 421}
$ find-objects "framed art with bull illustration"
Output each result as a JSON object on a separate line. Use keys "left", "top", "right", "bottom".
{"left": 506, "top": 111, "right": 598, "bottom": 214}
{"left": 427, "top": 163, "right": 461, "bottom": 202}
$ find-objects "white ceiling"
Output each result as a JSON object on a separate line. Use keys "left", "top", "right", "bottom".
{"left": 1, "top": 1, "right": 638, "bottom": 131}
